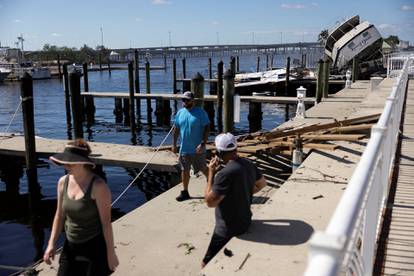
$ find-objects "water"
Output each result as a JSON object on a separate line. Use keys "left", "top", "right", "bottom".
{"left": 0, "top": 53, "right": 308, "bottom": 275}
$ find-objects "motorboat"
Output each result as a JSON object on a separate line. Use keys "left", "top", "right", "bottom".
{"left": 0, "top": 63, "right": 51, "bottom": 80}
{"left": 0, "top": 67, "right": 12, "bottom": 82}
{"left": 324, "top": 15, "right": 382, "bottom": 72}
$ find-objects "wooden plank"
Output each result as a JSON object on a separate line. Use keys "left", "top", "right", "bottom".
{"left": 264, "top": 113, "right": 380, "bottom": 140}
{"left": 303, "top": 143, "right": 339, "bottom": 151}
{"left": 302, "top": 134, "right": 366, "bottom": 141}
{"left": 329, "top": 123, "right": 374, "bottom": 133}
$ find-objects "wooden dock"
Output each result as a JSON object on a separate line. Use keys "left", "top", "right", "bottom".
{"left": 34, "top": 79, "right": 395, "bottom": 275}
{"left": 0, "top": 135, "right": 178, "bottom": 172}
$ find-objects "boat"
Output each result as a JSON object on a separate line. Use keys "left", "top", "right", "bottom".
{"left": 0, "top": 63, "right": 51, "bottom": 80}
{"left": 0, "top": 67, "right": 12, "bottom": 82}
{"left": 324, "top": 15, "right": 382, "bottom": 72}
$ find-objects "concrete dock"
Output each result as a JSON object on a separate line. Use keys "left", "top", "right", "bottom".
{"left": 35, "top": 79, "right": 394, "bottom": 275}
{"left": 0, "top": 136, "right": 178, "bottom": 171}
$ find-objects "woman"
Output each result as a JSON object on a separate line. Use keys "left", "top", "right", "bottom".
{"left": 43, "top": 139, "right": 119, "bottom": 275}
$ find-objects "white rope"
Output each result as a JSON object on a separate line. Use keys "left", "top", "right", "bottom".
{"left": 111, "top": 125, "right": 175, "bottom": 207}
{"left": 2, "top": 99, "right": 22, "bottom": 134}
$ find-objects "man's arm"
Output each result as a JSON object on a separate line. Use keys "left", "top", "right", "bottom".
{"left": 172, "top": 126, "right": 179, "bottom": 153}
{"left": 205, "top": 156, "right": 225, "bottom": 207}
{"left": 252, "top": 175, "right": 266, "bottom": 194}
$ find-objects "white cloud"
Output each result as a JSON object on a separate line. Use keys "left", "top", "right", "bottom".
{"left": 212, "top": 21, "right": 219, "bottom": 25}
{"left": 13, "top": 19, "right": 22, "bottom": 23}
{"left": 311, "top": 2, "right": 319, "bottom": 7}
{"left": 135, "top": 17, "right": 143, "bottom": 22}
{"left": 378, "top": 24, "right": 395, "bottom": 30}
{"left": 401, "top": 5, "right": 414, "bottom": 11}
{"left": 51, "top": 33, "right": 62, "bottom": 37}
{"left": 151, "top": 0, "right": 171, "bottom": 5}
{"left": 281, "top": 3, "right": 306, "bottom": 9}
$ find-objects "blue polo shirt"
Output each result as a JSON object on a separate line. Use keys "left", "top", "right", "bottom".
{"left": 174, "top": 106, "right": 209, "bottom": 154}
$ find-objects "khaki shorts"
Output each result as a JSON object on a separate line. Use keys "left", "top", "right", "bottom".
{"left": 179, "top": 152, "right": 207, "bottom": 173}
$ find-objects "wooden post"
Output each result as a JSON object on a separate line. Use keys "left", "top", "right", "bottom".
{"left": 134, "top": 49, "right": 141, "bottom": 119}
{"left": 208, "top": 58, "right": 212, "bottom": 79}
{"left": 266, "top": 54, "right": 269, "bottom": 69}
{"left": 162, "top": 99, "right": 172, "bottom": 126}
{"left": 128, "top": 62, "right": 136, "bottom": 132}
{"left": 20, "top": 73, "right": 40, "bottom": 196}
{"left": 236, "top": 56, "right": 240, "bottom": 73}
{"left": 98, "top": 52, "right": 102, "bottom": 70}
{"left": 285, "top": 56, "right": 290, "bottom": 95}
{"left": 322, "top": 58, "right": 330, "bottom": 98}
{"left": 231, "top": 56, "right": 236, "bottom": 75}
{"left": 155, "top": 98, "right": 163, "bottom": 126}
{"left": 248, "top": 102, "right": 262, "bottom": 132}
{"left": 114, "top": 98, "right": 123, "bottom": 123}
{"left": 256, "top": 56, "right": 260, "bottom": 72}
{"left": 107, "top": 54, "right": 112, "bottom": 75}
{"left": 145, "top": 60, "right": 152, "bottom": 126}
{"left": 206, "top": 65, "right": 216, "bottom": 130}
{"left": 57, "top": 54, "right": 62, "bottom": 79}
{"left": 62, "top": 64, "right": 72, "bottom": 139}
{"left": 191, "top": 72, "right": 204, "bottom": 108}
{"left": 83, "top": 63, "right": 95, "bottom": 126}
{"left": 172, "top": 58, "right": 177, "bottom": 93}
{"left": 223, "top": 69, "right": 234, "bottom": 132}
{"left": 270, "top": 54, "right": 274, "bottom": 69}
{"left": 163, "top": 54, "right": 167, "bottom": 70}
{"left": 217, "top": 61, "right": 224, "bottom": 132}
{"left": 316, "top": 59, "right": 324, "bottom": 103}
{"left": 352, "top": 57, "right": 359, "bottom": 83}
{"left": 182, "top": 58, "right": 190, "bottom": 92}
{"left": 68, "top": 69, "right": 83, "bottom": 138}
{"left": 182, "top": 58, "right": 186, "bottom": 78}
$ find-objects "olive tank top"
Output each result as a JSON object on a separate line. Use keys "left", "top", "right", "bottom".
{"left": 62, "top": 175, "right": 102, "bottom": 243}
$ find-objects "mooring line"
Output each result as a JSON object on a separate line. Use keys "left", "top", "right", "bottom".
{"left": 1, "top": 99, "right": 22, "bottom": 136}
{"left": 111, "top": 125, "right": 175, "bottom": 207}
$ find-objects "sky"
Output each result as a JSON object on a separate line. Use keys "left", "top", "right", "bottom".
{"left": 0, "top": 0, "right": 413, "bottom": 50}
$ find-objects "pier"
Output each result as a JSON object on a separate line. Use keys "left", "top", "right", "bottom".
{"left": 34, "top": 74, "right": 402, "bottom": 275}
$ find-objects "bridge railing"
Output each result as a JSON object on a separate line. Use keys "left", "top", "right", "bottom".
{"left": 304, "top": 55, "right": 413, "bottom": 276}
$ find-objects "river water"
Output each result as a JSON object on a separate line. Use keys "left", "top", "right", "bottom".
{"left": 0, "top": 52, "right": 317, "bottom": 275}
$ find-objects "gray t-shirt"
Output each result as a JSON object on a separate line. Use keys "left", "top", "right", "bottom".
{"left": 212, "top": 157, "right": 262, "bottom": 237}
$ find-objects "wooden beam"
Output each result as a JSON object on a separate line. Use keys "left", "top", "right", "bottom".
{"left": 301, "top": 134, "right": 366, "bottom": 141}
{"left": 303, "top": 143, "right": 339, "bottom": 151}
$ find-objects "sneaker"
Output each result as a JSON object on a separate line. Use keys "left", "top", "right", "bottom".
{"left": 176, "top": 190, "right": 190, "bottom": 201}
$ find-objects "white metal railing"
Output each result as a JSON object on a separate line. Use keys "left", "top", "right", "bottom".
{"left": 304, "top": 55, "right": 413, "bottom": 276}
{"left": 386, "top": 51, "right": 414, "bottom": 78}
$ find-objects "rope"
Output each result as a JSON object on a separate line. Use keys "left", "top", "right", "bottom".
{"left": 111, "top": 125, "right": 175, "bottom": 207}
{"left": 2, "top": 99, "right": 22, "bottom": 134}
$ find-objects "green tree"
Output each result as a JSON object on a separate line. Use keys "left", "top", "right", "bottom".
{"left": 384, "top": 35, "right": 400, "bottom": 47}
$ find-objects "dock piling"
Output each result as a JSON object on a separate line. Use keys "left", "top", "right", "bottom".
{"left": 236, "top": 56, "right": 240, "bottom": 73}
{"left": 248, "top": 102, "right": 262, "bottom": 133}
{"left": 230, "top": 56, "right": 236, "bottom": 75}
{"left": 68, "top": 69, "right": 84, "bottom": 138}
{"left": 83, "top": 63, "right": 95, "bottom": 126}
{"left": 256, "top": 56, "right": 260, "bottom": 72}
{"left": 134, "top": 49, "right": 141, "bottom": 119}
{"left": 352, "top": 57, "right": 359, "bottom": 83}
{"left": 191, "top": 72, "right": 205, "bottom": 108}
{"left": 223, "top": 69, "right": 235, "bottom": 132}
{"left": 107, "top": 54, "right": 112, "bottom": 75}
{"left": 322, "top": 58, "right": 330, "bottom": 98}
{"left": 316, "top": 59, "right": 324, "bottom": 103}
{"left": 145, "top": 60, "right": 153, "bottom": 126}
{"left": 285, "top": 56, "right": 291, "bottom": 95}
{"left": 128, "top": 62, "right": 136, "bottom": 132}
{"left": 20, "top": 73, "right": 40, "bottom": 197}
{"left": 62, "top": 64, "right": 72, "bottom": 139}
{"left": 57, "top": 54, "right": 62, "bottom": 80}
{"left": 217, "top": 61, "right": 224, "bottom": 132}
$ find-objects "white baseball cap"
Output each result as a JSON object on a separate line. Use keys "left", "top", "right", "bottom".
{"left": 183, "top": 91, "right": 194, "bottom": 100}
{"left": 215, "top": 133, "right": 237, "bottom": 152}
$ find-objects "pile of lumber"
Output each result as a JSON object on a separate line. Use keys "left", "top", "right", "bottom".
{"left": 233, "top": 113, "right": 380, "bottom": 157}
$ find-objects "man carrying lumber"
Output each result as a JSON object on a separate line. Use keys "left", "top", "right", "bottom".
{"left": 202, "top": 133, "right": 267, "bottom": 267}
{"left": 173, "top": 91, "right": 210, "bottom": 201}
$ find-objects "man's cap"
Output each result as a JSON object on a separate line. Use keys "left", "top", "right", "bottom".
{"left": 215, "top": 133, "right": 237, "bottom": 152}
{"left": 183, "top": 91, "right": 194, "bottom": 100}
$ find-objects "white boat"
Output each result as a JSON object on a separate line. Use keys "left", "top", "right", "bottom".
{"left": 0, "top": 67, "right": 12, "bottom": 82}
{"left": 0, "top": 63, "right": 51, "bottom": 80}
{"left": 325, "top": 15, "right": 382, "bottom": 72}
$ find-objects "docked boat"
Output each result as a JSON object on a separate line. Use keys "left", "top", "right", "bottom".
{"left": 324, "top": 15, "right": 382, "bottom": 72}
{"left": 0, "top": 67, "right": 12, "bottom": 82}
{"left": 0, "top": 63, "right": 51, "bottom": 80}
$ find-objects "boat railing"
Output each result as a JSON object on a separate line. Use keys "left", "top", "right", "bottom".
{"left": 303, "top": 54, "right": 413, "bottom": 276}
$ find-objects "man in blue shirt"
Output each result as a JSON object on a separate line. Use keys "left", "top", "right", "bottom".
{"left": 173, "top": 91, "right": 210, "bottom": 201}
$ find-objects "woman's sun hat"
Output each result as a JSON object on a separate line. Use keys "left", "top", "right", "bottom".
{"left": 49, "top": 144, "right": 95, "bottom": 167}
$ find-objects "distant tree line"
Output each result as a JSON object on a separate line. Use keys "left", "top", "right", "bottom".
{"left": 26, "top": 44, "right": 111, "bottom": 64}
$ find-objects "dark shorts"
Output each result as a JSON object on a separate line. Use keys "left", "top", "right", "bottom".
{"left": 58, "top": 233, "right": 112, "bottom": 276}
{"left": 202, "top": 232, "right": 232, "bottom": 265}
{"left": 179, "top": 152, "right": 207, "bottom": 173}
